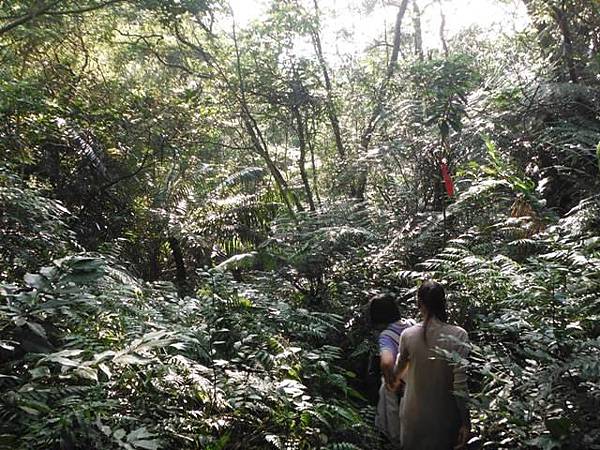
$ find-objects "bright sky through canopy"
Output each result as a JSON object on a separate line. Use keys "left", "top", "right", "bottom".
{"left": 229, "top": 0, "right": 529, "bottom": 57}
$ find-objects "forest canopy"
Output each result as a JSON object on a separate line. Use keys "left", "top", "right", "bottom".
{"left": 1, "top": 0, "right": 599, "bottom": 449}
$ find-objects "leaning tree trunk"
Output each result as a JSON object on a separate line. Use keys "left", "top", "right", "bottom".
{"left": 231, "top": 21, "right": 303, "bottom": 216}
{"left": 311, "top": 0, "right": 346, "bottom": 159}
{"left": 307, "top": 116, "right": 322, "bottom": 207}
{"left": 148, "top": 240, "right": 162, "bottom": 281}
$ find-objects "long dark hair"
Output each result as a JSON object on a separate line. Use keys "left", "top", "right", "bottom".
{"left": 417, "top": 280, "right": 448, "bottom": 344}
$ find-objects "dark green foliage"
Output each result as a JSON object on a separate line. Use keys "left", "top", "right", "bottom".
{"left": 0, "top": 255, "right": 371, "bottom": 449}
{"left": 2, "top": 0, "right": 600, "bottom": 448}
{"left": 408, "top": 54, "right": 479, "bottom": 139}
{"left": 421, "top": 194, "right": 600, "bottom": 449}
{"left": 0, "top": 167, "right": 77, "bottom": 281}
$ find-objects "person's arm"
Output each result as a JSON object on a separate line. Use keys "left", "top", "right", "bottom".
{"left": 379, "top": 350, "right": 395, "bottom": 387}
{"left": 453, "top": 329, "right": 470, "bottom": 450}
{"left": 387, "top": 331, "right": 409, "bottom": 392}
{"left": 377, "top": 330, "right": 397, "bottom": 386}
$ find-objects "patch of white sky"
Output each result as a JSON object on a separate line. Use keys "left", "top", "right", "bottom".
{"left": 227, "top": 0, "right": 529, "bottom": 61}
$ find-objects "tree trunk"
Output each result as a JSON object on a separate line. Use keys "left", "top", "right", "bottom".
{"left": 311, "top": 0, "right": 346, "bottom": 159}
{"left": 307, "top": 117, "right": 322, "bottom": 207}
{"left": 168, "top": 236, "right": 187, "bottom": 289}
{"left": 360, "top": 0, "right": 409, "bottom": 150}
{"left": 292, "top": 106, "right": 316, "bottom": 211}
{"left": 412, "top": 0, "right": 424, "bottom": 61}
{"left": 521, "top": 0, "right": 580, "bottom": 83}
{"left": 354, "top": 0, "right": 409, "bottom": 199}
{"left": 149, "top": 241, "right": 162, "bottom": 281}
{"left": 0, "top": 1, "right": 58, "bottom": 36}
{"left": 231, "top": 21, "right": 303, "bottom": 216}
{"left": 438, "top": 0, "right": 449, "bottom": 58}
{"left": 241, "top": 116, "right": 303, "bottom": 213}
{"left": 550, "top": 3, "right": 579, "bottom": 83}
{"left": 0, "top": 0, "right": 127, "bottom": 36}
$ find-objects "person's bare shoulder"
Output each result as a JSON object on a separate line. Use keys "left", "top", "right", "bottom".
{"left": 453, "top": 325, "right": 468, "bottom": 340}
{"left": 402, "top": 323, "right": 423, "bottom": 339}
{"left": 444, "top": 325, "right": 469, "bottom": 354}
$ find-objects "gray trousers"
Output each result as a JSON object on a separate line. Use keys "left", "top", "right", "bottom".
{"left": 375, "top": 378, "right": 401, "bottom": 446}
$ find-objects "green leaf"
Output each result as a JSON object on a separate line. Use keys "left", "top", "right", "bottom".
{"left": 75, "top": 366, "right": 98, "bottom": 382}
{"left": 18, "top": 399, "right": 50, "bottom": 416}
{"left": 49, "top": 349, "right": 85, "bottom": 358}
{"left": 29, "top": 366, "right": 51, "bottom": 379}
{"left": 39, "top": 266, "right": 57, "bottom": 278}
{"left": 132, "top": 440, "right": 160, "bottom": 450}
{"left": 13, "top": 317, "right": 26, "bottom": 327}
{"left": 98, "top": 363, "right": 112, "bottom": 379}
{"left": 0, "top": 341, "right": 15, "bottom": 351}
{"left": 67, "top": 256, "right": 105, "bottom": 271}
{"left": 215, "top": 252, "right": 257, "bottom": 271}
{"left": 126, "top": 427, "right": 160, "bottom": 450}
{"left": 96, "top": 418, "right": 112, "bottom": 437}
{"left": 43, "top": 349, "right": 84, "bottom": 368}
{"left": 26, "top": 321, "right": 47, "bottom": 339}
{"left": 18, "top": 405, "right": 41, "bottom": 416}
{"left": 50, "top": 357, "right": 79, "bottom": 368}
{"left": 113, "top": 429, "right": 126, "bottom": 440}
{"left": 92, "top": 350, "right": 116, "bottom": 363}
{"left": 0, "top": 374, "right": 19, "bottom": 380}
{"left": 113, "top": 354, "right": 152, "bottom": 365}
{"left": 127, "top": 427, "right": 153, "bottom": 442}
{"left": 24, "top": 273, "right": 46, "bottom": 289}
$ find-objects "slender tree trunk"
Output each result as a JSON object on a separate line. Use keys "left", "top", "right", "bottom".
{"left": 242, "top": 116, "right": 303, "bottom": 214}
{"left": 149, "top": 241, "right": 162, "bottom": 281}
{"left": 354, "top": 0, "right": 409, "bottom": 199}
{"left": 521, "top": 0, "right": 581, "bottom": 82}
{"left": 292, "top": 106, "right": 316, "bottom": 211}
{"left": 0, "top": 1, "right": 55, "bottom": 36}
{"left": 311, "top": 0, "right": 345, "bottom": 158}
{"left": 360, "top": 0, "right": 409, "bottom": 150}
{"left": 386, "top": 0, "right": 409, "bottom": 79}
{"left": 231, "top": 21, "right": 303, "bottom": 216}
{"left": 307, "top": 117, "right": 322, "bottom": 208}
{"left": 0, "top": 0, "right": 127, "bottom": 36}
{"left": 551, "top": 3, "right": 579, "bottom": 83}
{"left": 168, "top": 236, "right": 187, "bottom": 289}
{"left": 413, "top": 0, "right": 424, "bottom": 61}
{"left": 438, "top": 0, "right": 449, "bottom": 58}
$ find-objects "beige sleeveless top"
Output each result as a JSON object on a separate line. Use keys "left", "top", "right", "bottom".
{"left": 397, "top": 318, "right": 469, "bottom": 450}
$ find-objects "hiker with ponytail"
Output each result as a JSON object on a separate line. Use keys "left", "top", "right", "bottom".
{"left": 388, "top": 280, "right": 471, "bottom": 450}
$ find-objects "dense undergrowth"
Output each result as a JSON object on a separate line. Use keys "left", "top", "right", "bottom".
{"left": 2, "top": 0, "right": 600, "bottom": 449}
{"left": 0, "top": 254, "right": 378, "bottom": 449}
{"left": 2, "top": 154, "right": 600, "bottom": 449}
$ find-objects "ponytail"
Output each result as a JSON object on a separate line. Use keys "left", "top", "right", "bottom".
{"left": 418, "top": 281, "right": 448, "bottom": 345}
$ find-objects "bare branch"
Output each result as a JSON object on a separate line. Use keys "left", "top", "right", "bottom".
{"left": 115, "top": 30, "right": 212, "bottom": 78}
{"left": 0, "top": 0, "right": 127, "bottom": 36}
{"left": 0, "top": 1, "right": 59, "bottom": 36}
{"left": 44, "top": 0, "right": 128, "bottom": 15}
